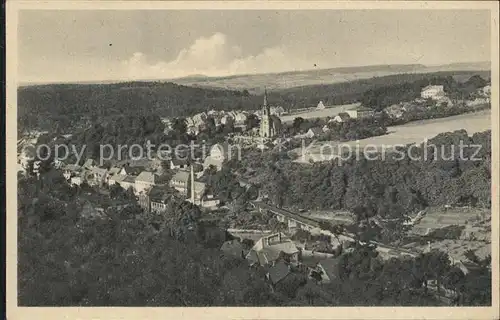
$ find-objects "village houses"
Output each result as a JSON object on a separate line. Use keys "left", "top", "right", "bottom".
{"left": 331, "top": 112, "right": 351, "bottom": 123}
{"left": 246, "top": 233, "right": 300, "bottom": 267}
{"left": 421, "top": 85, "right": 445, "bottom": 100}
{"left": 203, "top": 142, "right": 239, "bottom": 171}
{"left": 345, "top": 107, "right": 375, "bottom": 119}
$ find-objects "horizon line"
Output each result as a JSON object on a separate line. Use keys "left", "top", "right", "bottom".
{"left": 18, "top": 60, "right": 491, "bottom": 87}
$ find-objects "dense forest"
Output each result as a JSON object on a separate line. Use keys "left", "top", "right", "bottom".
{"left": 18, "top": 166, "right": 491, "bottom": 306}
{"left": 17, "top": 70, "right": 489, "bottom": 133}
{"left": 226, "top": 129, "right": 491, "bottom": 240}
{"left": 360, "top": 74, "right": 489, "bottom": 111}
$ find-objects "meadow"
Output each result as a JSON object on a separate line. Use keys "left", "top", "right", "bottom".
{"left": 280, "top": 103, "right": 361, "bottom": 123}
{"left": 295, "top": 109, "right": 492, "bottom": 163}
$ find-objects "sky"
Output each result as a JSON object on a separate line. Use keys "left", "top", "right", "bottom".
{"left": 18, "top": 10, "right": 491, "bottom": 83}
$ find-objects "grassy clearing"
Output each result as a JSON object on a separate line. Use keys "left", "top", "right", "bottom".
{"left": 294, "top": 110, "right": 491, "bottom": 163}
{"left": 280, "top": 103, "right": 361, "bottom": 123}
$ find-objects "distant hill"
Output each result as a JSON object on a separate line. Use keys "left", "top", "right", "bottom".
{"left": 170, "top": 62, "right": 490, "bottom": 93}
{"left": 17, "top": 68, "right": 490, "bottom": 133}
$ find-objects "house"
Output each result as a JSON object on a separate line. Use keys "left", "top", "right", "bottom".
{"left": 303, "top": 127, "right": 323, "bottom": 139}
{"left": 170, "top": 171, "right": 190, "bottom": 194}
{"left": 86, "top": 167, "right": 108, "bottom": 187}
{"left": 234, "top": 112, "right": 248, "bottom": 124}
{"left": 149, "top": 187, "right": 173, "bottom": 213}
{"left": 421, "top": 85, "right": 445, "bottom": 100}
{"left": 436, "top": 96, "right": 453, "bottom": 107}
{"left": 220, "top": 114, "right": 233, "bottom": 125}
{"left": 221, "top": 240, "right": 245, "bottom": 259}
{"left": 270, "top": 106, "right": 285, "bottom": 116}
{"left": 246, "top": 233, "right": 299, "bottom": 267}
{"left": 119, "top": 166, "right": 144, "bottom": 176}
{"left": 466, "top": 97, "right": 490, "bottom": 107}
{"left": 322, "top": 125, "right": 331, "bottom": 133}
{"left": 137, "top": 192, "right": 151, "bottom": 212}
{"left": 170, "top": 158, "right": 189, "bottom": 170}
{"left": 70, "top": 175, "right": 84, "bottom": 186}
{"left": 192, "top": 112, "right": 208, "bottom": 126}
{"left": 83, "top": 159, "right": 96, "bottom": 170}
{"left": 187, "top": 125, "right": 199, "bottom": 136}
{"left": 266, "top": 261, "right": 292, "bottom": 285}
{"left": 481, "top": 85, "right": 491, "bottom": 96}
{"left": 63, "top": 164, "right": 82, "bottom": 180}
{"left": 119, "top": 175, "right": 137, "bottom": 193}
{"left": 203, "top": 142, "right": 237, "bottom": 171}
{"left": 317, "top": 101, "right": 326, "bottom": 110}
{"left": 383, "top": 104, "right": 405, "bottom": 119}
{"left": 190, "top": 181, "right": 207, "bottom": 205}
{"left": 454, "top": 260, "right": 485, "bottom": 276}
{"left": 309, "top": 258, "right": 342, "bottom": 284}
{"left": 201, "top": 193, "right": 221, "bottom": 209}
{"left": 332, "top": 112, "right": 351, "bottom": 123}
{"left": 135, "top": 171, "right": 158, "bottom": 195}
{"left": 345, "top": 108, "right": 374, "bottom": 119}
{"left": 108, "top": 166, "right": 121, "bottom": 177}
{"left": 108, "top": 174, "right": 125, "bottom": 186}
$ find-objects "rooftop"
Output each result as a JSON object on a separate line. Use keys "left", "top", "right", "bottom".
{"left": 171, "top": 158, "right": 189, "bottom": 166}
{"left": 171, "top": 171, "right": 190, "bottom": 183}
{"left": 136, "top": 171, "right": 157, "bottom": 184}
{"left": 122, "top": 175, "right": 137, "bottom": 183}
{"left": 318, "top": 257, "right": 342, "bottom": 280}
{"left": 268, "top": 261, "right": 291, "bottom": 284}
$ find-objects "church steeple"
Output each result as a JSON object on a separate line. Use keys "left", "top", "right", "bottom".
{"left": 263, "top": 87, "right": 268, "bottom": 108}
{"left": 262, "top": 87, "right": 270, "bottom": 116}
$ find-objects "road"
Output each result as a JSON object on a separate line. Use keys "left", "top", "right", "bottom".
{"left": 250, "top": 200, "right": 419, "bottom": 258}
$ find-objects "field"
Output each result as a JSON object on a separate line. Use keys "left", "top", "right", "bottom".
{"left": 412, "top": 239, "right": 491, "bottom": 262}
{"left": 281, "top": 103, "right": 361, "bottom": 123}
{"left": 295, "top": 110, "right": 491, "bottom": 163}
{"left": 171, "top": 62, "right": 490, "bottom": 93}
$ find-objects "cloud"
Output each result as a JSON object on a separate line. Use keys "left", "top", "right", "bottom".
{"left": 122, "top": 33, "right": 318, "bottom": 79}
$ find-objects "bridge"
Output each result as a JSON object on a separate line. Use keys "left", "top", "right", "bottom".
{"left": 250, "top": 200, "right": 321, "bottom": 232}
{"left": 249, "top": 200, "right": 419, "bottom": 258}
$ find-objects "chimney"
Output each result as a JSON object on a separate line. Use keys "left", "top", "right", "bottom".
{"left": 427, "top": 241, "right": 431, "bottom": 253}
{"left": 190, "top": 165, "right": 195, "bottom": 204}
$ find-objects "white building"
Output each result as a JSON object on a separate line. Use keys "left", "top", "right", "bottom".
{"left": 170, "top": 171, "right": 190, "bottom": 195}
{"left": 421, "top": 85, "right": 445, "bottom": 100}
{"left": 317, "top": 101, "right": 326, "bottom": 109}
{"left": 134, "top": 171, "right": 158, "bottom": 195}
{"left": 332, "top": 113, "right": 351, "bottom": 123}
{"left": 345, "top": 108, "right": 374, "bottom": 119}
{"left": 246, "top": 233, "right": 299, "bottom": 267}
{"left": 203, "top": 142, "right": 239, "bottom": 171}
{"left": 383, "top": 104, "right": 405, "bottom": 119}
{"left": 234, "top": 112, "right": 248, "bottom": 124}
{"left": 481, "top": 85, "right": 491, "bottom": 96}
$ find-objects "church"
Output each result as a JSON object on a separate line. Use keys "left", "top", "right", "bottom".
{"left": 259, "top": 89, "right": 282, "bottom": 139}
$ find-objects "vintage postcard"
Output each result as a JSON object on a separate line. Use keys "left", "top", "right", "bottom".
{"left": 5, "top": 1, "right": 499, "bottom": 319}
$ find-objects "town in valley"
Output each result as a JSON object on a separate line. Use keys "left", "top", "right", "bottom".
{"left": 15, "top": 9, "right": 493, "bottom": 308}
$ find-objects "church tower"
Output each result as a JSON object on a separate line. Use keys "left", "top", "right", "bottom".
{"left": 259, "top": 88, "right": 274, "bottom": 138}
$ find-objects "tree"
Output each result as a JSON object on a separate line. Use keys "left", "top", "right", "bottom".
{"left": 109, "top": 183, "right": 125, "bottom": 200}
{"left": 244, "top": 114, "right": 260, "bottom": 130}
{"left": 222, "top": 116, "right": 235, "bottom": 134}
{"left": 172, "top": 118, "right": 187, "bottom": 136}
{"left": 414, "top": 250, "right": 452, "bottom": 296}
{"left": 464, "top": 75, "right": 487, "bottom": 90}
{"left": 204, "top": 116, "right": 217, "bottom": 135}
{"left": 292, "top": 117, "right": 305, "bottom": 133}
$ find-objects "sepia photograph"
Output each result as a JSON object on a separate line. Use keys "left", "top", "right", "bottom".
{"left": 6, "top": 1, "right": 499, "bottom": 319}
